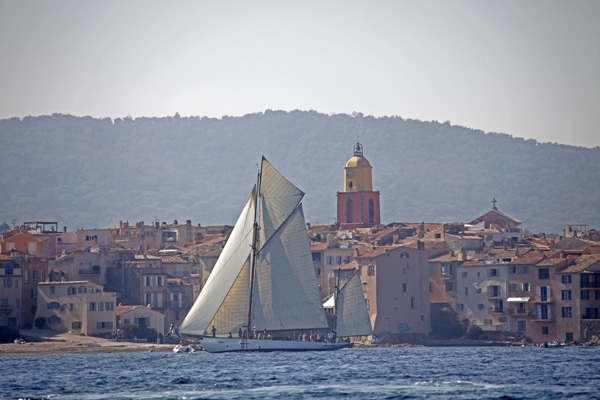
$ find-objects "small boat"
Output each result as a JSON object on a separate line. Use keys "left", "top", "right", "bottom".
{"left": 172, "top": 340, "right": 196, "bottom": 353}
{"left": 541, "top": 339, "right": 566, "bottom": 348}
{"left": 173, "top": 157, "right": 352, "bottom": 353}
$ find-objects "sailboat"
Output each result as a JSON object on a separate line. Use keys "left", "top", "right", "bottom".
{"left": 323, "top": 268, "right": 373, "bottom": 340}
{"left": 175, "top": 157, "right": 352, "bottom": 353}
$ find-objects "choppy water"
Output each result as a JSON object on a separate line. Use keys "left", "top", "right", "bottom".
{"left": 2, "top": 346, "right": 599, "bottom": 399}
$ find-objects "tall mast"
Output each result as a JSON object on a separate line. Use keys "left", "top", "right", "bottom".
{"left": 246, "top": 159, "right": 262, "bottom": 334}
{"left": 333, "top": 268, "right": 339, "bottom": 331}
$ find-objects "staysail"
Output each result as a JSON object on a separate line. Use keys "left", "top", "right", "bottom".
{"left": 335, "top": 269, "right": 373, "bottom": 338}
{"left": 177, "top": 189, "right": 256, "bottom": 337}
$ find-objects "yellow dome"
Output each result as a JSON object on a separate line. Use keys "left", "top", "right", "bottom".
{"left": 345, "top": 155, "right": 371, "bottom": 168}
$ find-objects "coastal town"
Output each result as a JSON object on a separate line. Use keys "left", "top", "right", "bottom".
{"left": 1, "top": 143, "right": 599, "bottom": 350}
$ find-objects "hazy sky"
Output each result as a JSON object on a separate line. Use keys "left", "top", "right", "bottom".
{"left": 1, "top": 0, "right": 599, "bottom": 147}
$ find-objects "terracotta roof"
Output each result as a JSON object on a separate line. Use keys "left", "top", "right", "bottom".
{"left": 560, "top": 255, "right": 600, "bottom": 273}
{"left": 355, "top": 245, "right": 404, "bottom": 259}
{"left": 116, "top": 305, "right": 147, "bottom": 316}
{"left": 310, "top": 242, "right": 329, "bottom": 251}
{"left": 197, "top": 234, "right": 227, "bottom": 245}
{"left": 161, "top": 255, "right": 190, "bottom": 264}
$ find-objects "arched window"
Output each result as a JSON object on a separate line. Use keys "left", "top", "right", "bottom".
{"left": 346, "top": 198, "right": 354, "bottom": 223}
{"left": 368, "top": 198, "right": 375, "bottom": 224}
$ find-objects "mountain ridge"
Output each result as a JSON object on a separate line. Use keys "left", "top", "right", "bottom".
{"left": 1, "top": 110, "right": 598, "bottom": 235}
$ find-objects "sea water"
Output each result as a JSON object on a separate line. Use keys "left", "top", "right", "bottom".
{"left": 2, "top": 346, "right": 599, "bottom": 399}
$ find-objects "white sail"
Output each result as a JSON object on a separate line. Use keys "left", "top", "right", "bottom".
{"left": 335, "top": 270, "right": 373, "bottom": 338}
{"left": 258, "top": 157, "right": 305, "bottom": 248}
{"left": 177, "top": 189, "right": 256, "bottom": 337}
{"left": 251, "top": 204, "right": 329, "bottom": 331}
{"left": 177, "top": 157, "right": 347, "bottom": 352}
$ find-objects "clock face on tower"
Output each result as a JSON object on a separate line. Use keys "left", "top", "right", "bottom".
{"left": 347, "top": 170, "right": 354, "bottom": 178}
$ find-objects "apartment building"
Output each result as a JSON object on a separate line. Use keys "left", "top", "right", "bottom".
{"left": 356, "top": 244, "right": 430, "bottom": 339}
{"left": 36, "top": 281, "right": 117, "bottom": 336}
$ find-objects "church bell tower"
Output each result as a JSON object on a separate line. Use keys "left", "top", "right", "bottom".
{"left": 336, "top": 143, "right": 381, "bottom": 229}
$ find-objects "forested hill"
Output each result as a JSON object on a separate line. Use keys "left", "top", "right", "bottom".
{"left": 1, "top": 111, "right": 599, "bottom": 236}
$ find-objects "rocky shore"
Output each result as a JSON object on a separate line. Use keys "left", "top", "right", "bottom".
{"left": 0, "top": 329, "right": 173, "bottom": 357}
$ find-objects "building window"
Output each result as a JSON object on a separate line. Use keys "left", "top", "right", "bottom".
{"left": 24, "top": 271, "right": 29, "bottom": 284}
{"left": 458, "top": 303, "right": 464, "bottom": 311}
{"left": 428, "top": 265, "right": 435, "bottom": 275}
{"left": 78, "top": 286, "right": 87, "bottom": 294}
{"left": 517, "top": 320, "right": 527, "bottom": 332}
{"left": 367, "top": 265, "right": 375, "bottom": 276}
{"left": 487, "top": 268, "right": 499, "bottom": 277}
{"left": 461, "top": 272, "right": 467, "bottom": 278}
{"left": 409, "top": 297, "right": 416, "bottom": 309}
{"left": 429, "top": 282, "right": 433, "bottom": 293}
{"left": 72, "top": 321, "right": 82, "bottom": 330}
{"left": 520, "top": 266, "right": 529, "bottom": 274}
{"left": 30, "top": 288, "right": 37, "bottom": 299}
{"left": 542, "top": 326, "right": 549, "bottom": 335}
{"left": 32, "top": 271, "right": 37, "bottom": 283}
{"left": 69, "top": 303, "right": 74, "bottom": 311}
{"left": 509, "top": 283, "right": 517, "bottom": 293}
{"left": 561, "top": 275, "right": 572, "bottom": 284}
{"left": 581, "top": 291, "right": 590, "bottom": 300}
{"left": 477, "top": 304, "right": 484, "bottom": 310}
{"left": 538, "top": 268, "right": 550, "bottom": 279}
{"left": 561, "top": 290, "right": 572, "bottom": 301}
{"left": 49, "top": 286, "right": 55, "bottom": 294}
{"left": 145, "top": 276, "right": 152, "bottom": 286}
{"left": 445, "top": 282, "right": 453, "bottom": 292}
{"left": 89, "top": 302, "right": 96, "bottom": 311}
{"left": 488, "top": 285, "right": 501, "bottom": 297}
{"left": 441, "top": 264, "right": 452, "bottom": 276}
{"left": 464, "top": 287, "right": 468, "bottom": 295}
{"left": 336, "top": 256, "right": 342, "bottom": 265}
{"left": 98, "top": 302, "right": 104, "bottom": 311}
{"left": 96, "top": 321, "right": 113, "bottom": 329}
{"left": 403, "top": 283, "right": 407, "bottom": 293}
{"left": 326, "top": 256, "right": 333, "bottom": 265}
{"left": 509, "top": 266, "right": 518, "bottom": 275}
{"left": 562, "top": 307, "right": 572, "bottom": 318}
{"left": 522, "top": 283, "right": 531, "bottom": 292}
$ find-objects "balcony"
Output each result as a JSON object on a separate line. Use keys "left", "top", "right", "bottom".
{"left": 508, "top": 309, "right": 534, "bottom": 316}
{"left": 79, "top": 265, "right": 101, "bottom": 275}
{"left": 581, "top": 282, "right": 600, "bottom": 289}
{"left": 0, "top": 305, "right": 13, "bottom": 315}
{"left": 533, "top": 296, "right": 554, "bottom": 304}
{"left": 531, "top": 315, "right": 553, "bottom": 322}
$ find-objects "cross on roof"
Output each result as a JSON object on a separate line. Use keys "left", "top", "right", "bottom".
{"left": 491, "top": 198, "right": 498, "bottom": 210}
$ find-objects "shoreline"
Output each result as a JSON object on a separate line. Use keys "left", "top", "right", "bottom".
{"left": 0, "top": 329, "right": 173, "bottom": 357}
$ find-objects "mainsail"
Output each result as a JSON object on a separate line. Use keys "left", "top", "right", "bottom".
{"left": 177, "top": 189, "right": 256, "bottom": 337}
{"left": 333, "top": 269, "right": 373, "bottom": 338}
{"left": 177, "top": 157, "right": 329, "bottom": 338}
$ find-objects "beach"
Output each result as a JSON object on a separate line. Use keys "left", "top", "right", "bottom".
{"left": 0, "top": 329, "right": 173, "bottom": 357}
